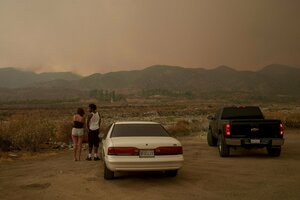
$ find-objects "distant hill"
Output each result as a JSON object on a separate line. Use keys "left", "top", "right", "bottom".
{"left": 0, "top": 64, "right": 299, "bottom": 101}
{"left": 70, "top": 64, "right": 300, "bottom": 96}
{"left": 0, "top": 67, "right": 82, "bottom": 88}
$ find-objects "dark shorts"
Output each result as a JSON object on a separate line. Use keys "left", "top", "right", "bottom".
{"left": 88, "top": 129, "right": 101, "bottom": 148}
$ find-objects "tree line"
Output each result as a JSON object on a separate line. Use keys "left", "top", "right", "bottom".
{"left": 89, "top": 89, "right": 125, "bottom": 102}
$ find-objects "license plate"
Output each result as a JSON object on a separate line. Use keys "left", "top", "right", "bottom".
{"left": 139, "top": 150, "right": 154, "bottom": 158}
{"left": 250, "top": 139, "right": 261, "bottom": 144}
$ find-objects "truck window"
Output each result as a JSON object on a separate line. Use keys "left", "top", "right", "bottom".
{"left": 221, "top": 107, "right": 264, "bottom": 120}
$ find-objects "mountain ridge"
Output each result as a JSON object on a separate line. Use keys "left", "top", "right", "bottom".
{"left": 0, "top": 67, "right": 82, "bottom": 88}
{"left": 0, "top": 64, "right": 299, "bottom": 100}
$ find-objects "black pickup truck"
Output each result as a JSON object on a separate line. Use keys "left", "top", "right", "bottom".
{"left": 207, "top": 106, "right": 284, "bottom": 157}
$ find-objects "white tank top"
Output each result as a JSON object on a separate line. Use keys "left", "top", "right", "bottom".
{"left": 89, "top": 112, "right": 100, "bottom": 130}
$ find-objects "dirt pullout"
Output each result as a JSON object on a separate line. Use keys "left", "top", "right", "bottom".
{"left": 0, "top": 130, "right": 299, "bottom": 200}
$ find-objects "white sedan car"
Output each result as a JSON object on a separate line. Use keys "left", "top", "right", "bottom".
{"left": 102, "top": 121, "right": 184, "bottom": 179}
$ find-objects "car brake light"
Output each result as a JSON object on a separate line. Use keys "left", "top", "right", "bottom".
{"left": 280, "top": 123, "right": 284, "bottom": 135}
{"left": 155, "top": 146, "right": 183, "bottom": 155}
{"left": 224, "top": 123, "right": 231, "bottom": 136}
{"left": 108, "top": 147, "right": 139, "bottom": 156}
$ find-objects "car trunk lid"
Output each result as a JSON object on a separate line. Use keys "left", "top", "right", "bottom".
{"left": 110, "top": 137, "right": 181, "bottom": 149}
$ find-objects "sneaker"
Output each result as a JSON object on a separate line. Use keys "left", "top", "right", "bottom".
{"left": 94, "top": 156, "right": 101, "bottom": 161}
{"left": 86, "top": 157, "right": 92, "bottom": 161}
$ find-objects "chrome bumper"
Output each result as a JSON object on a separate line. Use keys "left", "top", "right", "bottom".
{"left": 225, "top": 138, "right": 284, "bottom": 146}
{"left": 105, "top": 155, "right": 184, "bottom": 172}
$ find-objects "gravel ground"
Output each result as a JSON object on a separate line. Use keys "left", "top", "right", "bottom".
{"left": 0, "top": 130, "right": 299, "bottom": 200}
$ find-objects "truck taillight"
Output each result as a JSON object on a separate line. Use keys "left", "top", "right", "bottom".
{"left": 108, "top": 147, "right": 139, "bottom": 156}
{"left": 224, "top": 123, "right": 231, "bottom": 136}
{"left": 280, "top": 123, "right": 284, "bottom": 135}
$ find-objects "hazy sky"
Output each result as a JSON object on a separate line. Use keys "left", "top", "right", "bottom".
{"left": 0, "top": 0, "right": 299, "bottom": 75}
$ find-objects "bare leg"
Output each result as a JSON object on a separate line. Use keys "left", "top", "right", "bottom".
{"left": 78, "top": 136, "right": 83, "bottom": 161}
{"left": 72, "top": 135, "right": 78, "bottom": 161}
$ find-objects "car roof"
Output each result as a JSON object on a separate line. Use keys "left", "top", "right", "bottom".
{"left": 114, "top": 121, "right": 160, "bottom": 125}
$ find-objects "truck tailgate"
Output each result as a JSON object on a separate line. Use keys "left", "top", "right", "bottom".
{"left": 230, "top": 120, "right": 282, "bottom": 138}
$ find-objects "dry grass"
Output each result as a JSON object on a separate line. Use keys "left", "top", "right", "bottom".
{"left": 166, "top": 118, "right": 208, "bottom": 136}
{"left": 283, "top": 113, "right": 300, "bottom": 128}
{"left": 0, "top": 113, "right": 55, "bottom": 152}
{"left": 1, "top": 102, "right": 299, "bottom": 153}
{"left": 55, "top": 120, "right": 73, "bottom": 143}
{"left": 264, "top": 109, "right": 300, "bottom": 128}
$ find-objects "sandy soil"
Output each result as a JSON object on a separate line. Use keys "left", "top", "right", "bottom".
{"left": 0, "top": 130, "right": 299, "bottom": 200}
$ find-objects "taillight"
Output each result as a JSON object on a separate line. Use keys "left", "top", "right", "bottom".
{"left": 108, "top": 147, "right": 139, "bottom": 156}
{"left": 224, "top": 123, "right": 231, "bottom": 136}
{"left": 155, "top": 146, "right": 183, "bottom": 155}
{"left": 280, "top": 123, "right": 284, "bottom": 135}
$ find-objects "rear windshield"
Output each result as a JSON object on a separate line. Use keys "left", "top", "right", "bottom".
{"left": 111, "top": 124, "right": 169, "bottom": 137}
{"left": 221, "top": 107, "right": 264, "bottom": 120}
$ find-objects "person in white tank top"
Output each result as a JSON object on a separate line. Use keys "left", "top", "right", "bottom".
{"left": 86, "top": 103, "right": 101, "bottom": 161}
{"left": 89, "top": 112, "right": 100, "bottom": 131}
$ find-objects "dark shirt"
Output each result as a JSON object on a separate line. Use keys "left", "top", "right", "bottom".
{"left": 74, "top": 121, "right": 84, "bottom": 128}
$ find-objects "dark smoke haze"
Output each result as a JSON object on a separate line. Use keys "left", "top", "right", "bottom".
{"left": 0, "top": 0, "right": 299, "bottom": 75}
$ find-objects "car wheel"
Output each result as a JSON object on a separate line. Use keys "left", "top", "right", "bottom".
{"left": 165, "top": 170, "right": 178, "bottom": 177}
{"left": 104, "top": 162, "right": 114, "bottom": 180}
{"left": 267, "top": 146, "right": 281, "bottom": 157}
{"left": 207, "top": 128, "right": 217, "bottom": 147}
{"left": 218, "top": 134, "right": 230, "bottom": 157}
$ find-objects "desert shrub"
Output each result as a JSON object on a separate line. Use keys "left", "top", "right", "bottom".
{"left": 189, "top": 118, "right": 208, "bottom": 132}
{"left": 166, "top": 118, "right": 208, "bottom": 136}
{"left": 0, "top": 111, "right": 12, "bottom": 121}
{"left": 55, "top": 120, "right": 73, "bottom": 143}
{"left": 54, "top": 118, "right": 113, "bottom": 144}
{"left": 0, "top": 136, "right": 12, "bottom": 152}
{"left": 282, "top": 113, "right": 300, "bottom": 128}
{"left": 167, "top": 120, "right": 193, "bottom": 136}
{"left": 0, "top": 114, "right": 55, "bottom": 152}
{"left": 265, "top": 111, "right": 300, "bottom": 129}
{"left": 0, "top": 123, "right": 12, "bottom": 151}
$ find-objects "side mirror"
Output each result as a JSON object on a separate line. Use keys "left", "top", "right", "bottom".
{"left": 207, "top": 115, "right": 216, "bottom": 120}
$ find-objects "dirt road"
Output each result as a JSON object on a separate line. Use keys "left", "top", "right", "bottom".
{"left": 0, "top": 130, "right": 299, "bottom": 200}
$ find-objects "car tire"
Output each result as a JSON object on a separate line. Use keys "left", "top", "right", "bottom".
{"left": 267, "top": 146, "right": 281, "bottom": 157}
{"left": 218, "top": 134, "right": 230, "bottom": 157}
{"left": 207, "top": 128, "right": 217, "bottom": 147}
{"left": 104, "top": 162, "right": 114, "bottom": 180}
{"left": 165, "top": 170, "right": 178, "bottom": 177}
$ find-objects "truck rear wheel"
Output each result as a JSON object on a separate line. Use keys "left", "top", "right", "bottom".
{"left": 218, "top": 134, "right": 230, "bottom": 157}
{"left": 267, "top": 146, "right": 281, "bottom": 157}
{"left": 207, "top": 129, "right": 218, "bottom": 147}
